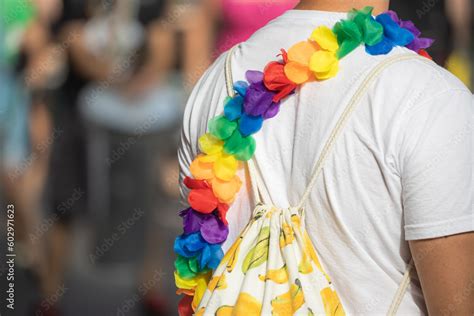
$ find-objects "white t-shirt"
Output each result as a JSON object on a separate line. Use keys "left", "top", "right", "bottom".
{"left": 178, "top": 10, "right": 473, "bottom": 315}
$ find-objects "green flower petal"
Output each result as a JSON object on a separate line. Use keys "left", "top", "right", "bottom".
{"left": 333, "top": 20, "right": 362, "bottom": 59}
{"left": 175, "top": 255, "right": 210, "bottom": 279}
{"left": 223, "top": 129, "right": 256, "bottom": 161}
{"left": 333, "top": 7, "right": 384, "bottom": 58}
{"left": 234, "top": 136, "right": 256, "bottom": 161}
{"left": 361, "top": 17, "right": 384, "bottom": 45}
{"left": 188, "top": 256, "right": 200, "bottom": 273}
{"left": 175, "top": 255, "right": 197, "bottom": 279}
{"left": 349, "top": 6, "right": 383, "bottom": 46}
{"left": 348, "top": 6, "right": 373, "bottom": 21}
{"left": 336, "top": 39, "right": 361, "bottom": 59}
{"left": 209, "top": 115, "right": 238, "bottom": 140}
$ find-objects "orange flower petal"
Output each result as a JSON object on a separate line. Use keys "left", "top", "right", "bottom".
{"left": 284, "top": 61, "right": 313, "bottom": 84}
{"left": 190, "top": 155, "right": 214, "bottom": 180}
{"left": 211, "top": 176, "right": 242, "bottom": 203}
{"left": 287, "top": 41, "right": 319, "bottom": 65}
{"left": 176, "top": 288, "right": 194, "bottom": 296}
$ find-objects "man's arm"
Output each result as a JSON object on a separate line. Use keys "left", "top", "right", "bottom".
{"left": 409, "top": 232, "right": 474, "bottom": 315}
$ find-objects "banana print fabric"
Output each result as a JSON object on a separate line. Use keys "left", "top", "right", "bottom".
{"left": 196, "top": 204, "right": 344, "bottom": 315}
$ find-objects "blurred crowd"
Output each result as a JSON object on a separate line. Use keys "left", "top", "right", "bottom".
{"left": 0, "top": 0, "right": 471, "bottom": 315}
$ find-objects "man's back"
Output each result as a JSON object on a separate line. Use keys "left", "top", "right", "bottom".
{"left": 179, "top": 9, "right": 473, "bottom": 314}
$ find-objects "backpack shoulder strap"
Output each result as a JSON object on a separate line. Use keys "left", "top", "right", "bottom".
{"left": 224, "top": 47, "right": 427, "bottom": 316}
{"left": 296, "top": 53, "right": 429, "bottom": 209}
{"left": 225, "top": 44, "right": 239, "bottom": 98}
{"left": 290, "top": 53, "right": 427, "bottom": 315}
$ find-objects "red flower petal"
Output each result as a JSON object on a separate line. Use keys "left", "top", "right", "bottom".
{"left": 184, "top": 177, "right": 209, "bottom": 190}
{"left": 278, "top": 49, "right": 289, "bottom": 63}
{"left": 418, "top": 49, "right": 432, "bottom": 60}
{"left": 216, "top": 202, "right": 230, "bottom": 225}
{"left": 178, "top": 295, "right": 193, "bottom": 316}
{"left": 263, "top": 61, "right": 297, "bottom": 103}
{"left": 188, "top": 188, "right": 218, "bottom": 214}
{"left": 274, "top": 85, "right": 297, "bottom": 103}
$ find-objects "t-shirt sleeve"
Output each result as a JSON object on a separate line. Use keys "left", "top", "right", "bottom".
{"left": 177, "top": 55, "right": 227, "bottom": 205}
{"left": 399, "top": 88, "right": 473, "bottom": 240}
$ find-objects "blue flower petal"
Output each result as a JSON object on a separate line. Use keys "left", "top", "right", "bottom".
{"left": 224, "top": 95, "right": 243, "bottom": 121}
{"left": 197, "top": 243, "right": 224, "bottom": 270}
{"left": 185, "top": 232, "right": 207, "bottom": 252}
{"left": 238, "top": 113, "right": 264, "bottom": 137}
{"left": 174, "top": 236, "right": 195, "bottom": 257}
{"left": 199, "top": 245, "right": 211, "bottom": 270}
{"left": 376, "top": 13, "right": 414, "bottom": 47}
{"left": 174, "top": 232, "right": 206, "bottom": 258}
{"left": 234, "top": 81, "right": 248, "bottom": 97}
{"left": 206, "top": 244, "right": 224, "bottom": 269}
{"left": 365, "top": 36, "right": 393, "bottom": 55}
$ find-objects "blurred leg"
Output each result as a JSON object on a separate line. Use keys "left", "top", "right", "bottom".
{"left": 43, "top": 222, "right": 71, "bottom": 298}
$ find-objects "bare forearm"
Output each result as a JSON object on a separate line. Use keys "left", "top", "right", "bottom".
{"left": 409, "top": 232, "right": 474, "bottom": 315}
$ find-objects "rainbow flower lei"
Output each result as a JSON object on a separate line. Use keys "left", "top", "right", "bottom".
{"left": 174, "top": 7, "right": 433, "bottom": 315}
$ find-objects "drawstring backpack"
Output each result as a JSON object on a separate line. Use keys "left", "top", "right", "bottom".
{"left": 194, "top": 46, "right": 430, "bottom": 316}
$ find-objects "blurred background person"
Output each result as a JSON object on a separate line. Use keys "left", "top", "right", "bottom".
{"left": 1, "top": 0, "right": 63, "bottom": 304}
{"left": 204, "top": 0, "right": 299, "bottom": 55}
{"left": 444, "top": 0, "right": 472, "bottom": 88}
{"left": 177, "top": 0, "right": 299, "bottom": 90}
{"left": 39, "top": 0, "right": 181, "bottom": 314}
{"left": 74, "top": 0, "right": 180, "bottom": 314}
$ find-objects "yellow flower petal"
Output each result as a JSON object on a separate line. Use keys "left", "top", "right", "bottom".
{"left": 213, "top": 153, "right": 238, "bottom": 181}
{"left": 314, "top": 61, "right": 339, "bottom": 80}
{"left": 190, "top": 155, "right": 214, "bottom": 180}
{"left": 310, "top": 26, "right": 339, "bottom": 52}
{"left": 284, "top": 61, "right": 313, "bottom": 84}
{"left": 309, "top": 50, "right": 336, "bottom": 73}
{"left": 192, "top": 275, "right": 209, "bottom": 310}
{"left": 197, "top": 152, "right": 220, "bottom": 163}
{"left": 287, "top": 41, "right": 318, "bottom": 65}
{"left": 199, "top": 133, "right": 224, "bottom": 155}
{"left": 309, "top": 50, "right": 339, "bottom": 80}
{"left": 174, "top": 271, "right": 198, "bottom": 290}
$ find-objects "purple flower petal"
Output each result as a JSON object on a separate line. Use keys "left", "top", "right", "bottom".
{"left": 399, "top": 20, "right": 421, "bottom": 37}
{"left": 384, "top": 10, "right": 400, "bottom": 23}
{"left": 384, "top": 11, "right": 434, "bottom": 52}
{"left": 246, "top": 70, "right": 264, "bottom": 84}
{"left": 179, "top": 208, "right": 191, "bottom": 217}
{"left": 244, "top": 81, "right": 276, "bottom": 116}
{"left": 263, "top": 102, "right": 281, "bottom": 119}
{"left": 406, "top": 37, "right": 434, "bottom": 51}
{"left": 181, "top": 208, "right": 204, "bottom": 234}
{"left": 200, "top": 215, "right": 229, "bottom": 244}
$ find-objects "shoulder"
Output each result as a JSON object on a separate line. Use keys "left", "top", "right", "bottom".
{"left": 181, "top": 52, "right": 229, "bottom": 157}
{"left": 364, "top": 48, "right": 472, "bottom": 126}
{"left": 375, "top": 49, "right": 471, "bottom": 103}
{"left": 184, "top": 52, "right": 227, "bottom": 121}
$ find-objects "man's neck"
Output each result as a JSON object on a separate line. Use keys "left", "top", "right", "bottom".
{"left": 295, "top": 0, "right": 389, "bottom": 15}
